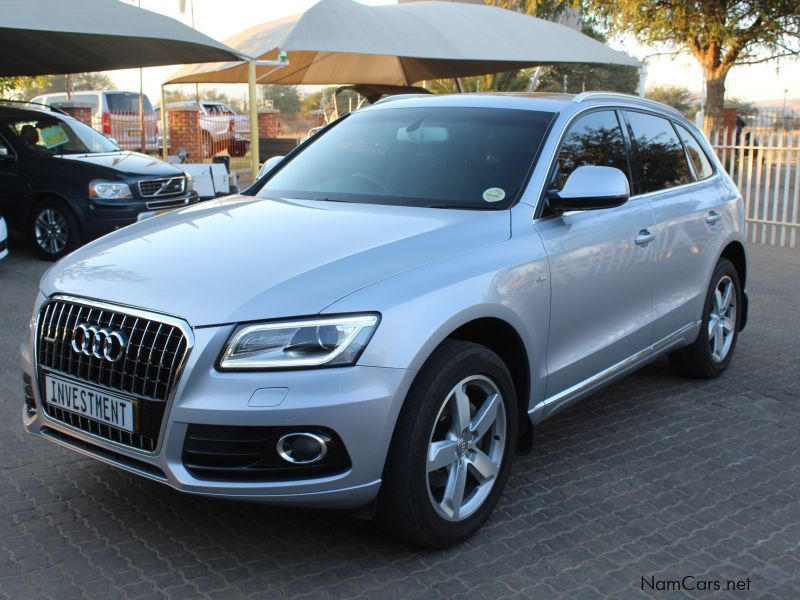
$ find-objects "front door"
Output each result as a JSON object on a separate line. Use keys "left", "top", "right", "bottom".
{"left": 534, "top": 110, "right": 656, "bottom": 416}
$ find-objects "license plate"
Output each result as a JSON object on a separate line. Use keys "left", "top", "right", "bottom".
{"left": 44, "top": 373, "right": 136, "bottom": 432}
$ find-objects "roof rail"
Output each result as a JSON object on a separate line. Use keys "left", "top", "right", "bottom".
{"left": 572, "top": 92, "right": 683, "bottom": 118}
{"left": 0, "top": 99, "right": 69, "bottom": 116}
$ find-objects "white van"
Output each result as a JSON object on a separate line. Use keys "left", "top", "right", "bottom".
{"left": 31, "top": 91, "right": 157, "bottom": 152}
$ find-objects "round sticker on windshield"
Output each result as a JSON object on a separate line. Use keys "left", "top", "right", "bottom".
{"left": 483, "top": 187, "right": 506, "bottom": 203}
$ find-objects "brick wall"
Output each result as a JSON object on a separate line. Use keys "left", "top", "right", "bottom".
{"left": 258, "top": 109, "right": 280, "bottom": 139}
{"left": 52, "top": 103, "right": 93, "bottom": 126}
{"left": 167, "top": 106, "right": 202, "bottom": 161}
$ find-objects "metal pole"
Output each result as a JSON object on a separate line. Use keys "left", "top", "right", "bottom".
{"left": 248, "top": 60, "right": 260, "bottom": 179}
{"left": 160, "top": 85, "right": 168, "bottom": 161}
{"left": 139, "top": 68, "right": 146, "bottom": 153}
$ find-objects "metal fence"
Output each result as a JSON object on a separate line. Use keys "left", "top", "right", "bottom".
{"left": 710, "top": 128, "right": 800, "bottom": 248}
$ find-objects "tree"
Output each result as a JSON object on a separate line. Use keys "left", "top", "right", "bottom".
{"left": 581, "top": 0, "right": 800, "bottom": 132}
{"left": 7, "top": 72, "right": 116, "bottom": 99}
{"left": 428, "top": 69, "right": 531, "bottom": 93}
{"left": 261, "top": 85, "right": 301, "bottom": 113}
{"left": 646, "top": 84, "right": 695, "bottom": 115}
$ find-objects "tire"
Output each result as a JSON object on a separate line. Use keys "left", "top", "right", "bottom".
{"left": 375, "top": 340, "right": 518, "bottom": 548}
{"left": 30, "top": 199, "right": 82, "bottom": 261}
{"left": 669, "top": 258, "right": 741, "bottom": 378}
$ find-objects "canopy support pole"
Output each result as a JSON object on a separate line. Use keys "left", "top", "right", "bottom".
{"left": 248, "top": 60, "right": 260, "bottom": 179}
{"left": 161, "top": 85, "right": 168, "bottom": 161}
{"left": 453, "top": 78, "right": 463, "bottom": 93}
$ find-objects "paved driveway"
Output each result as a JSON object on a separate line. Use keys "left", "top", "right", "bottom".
{"left": 1, "top": 234, "right": 798, "bottom": 599}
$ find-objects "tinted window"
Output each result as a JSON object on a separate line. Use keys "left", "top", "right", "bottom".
{"left": 626, "top": 112, "right": 692, "bottom": 193}
{"left": 106, "top": 93, "right": 153, "bottom": 113}
{"left": 73, "top": 93, "right": 100, "bottom": 112}
{"left": 675, "top": 123, "right": 714, "bottom": 180}
{"left": 4, "top": 116, "right": 119, "bottom": 154}
{"left": 554, "top": 110, "right": 629, "bottom": 190}
{"left": 257, "top": 107, "right": 554, "bottom": 210}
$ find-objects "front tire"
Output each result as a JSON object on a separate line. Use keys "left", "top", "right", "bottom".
{"left": 669, "top": 258, "right": 741, "bottom": 378}
{"left": 375, "top": 340, "right": 517, "bottom": 548}
{"left": 31, "top": 200, "right": 81, "bottom": 260}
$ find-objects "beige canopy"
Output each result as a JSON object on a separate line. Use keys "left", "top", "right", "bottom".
{"left": 0, "top": 0, "right": 244, "bottom": 76}
{"left": 165, "top": 0, "right": 639, "bottom": 86}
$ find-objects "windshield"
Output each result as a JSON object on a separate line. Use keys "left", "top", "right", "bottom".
{"left": 256, "top": 106, "right": 554, "bottom": 209}
{"left": 5, "top": 115, "right": 120, "bottom": 154}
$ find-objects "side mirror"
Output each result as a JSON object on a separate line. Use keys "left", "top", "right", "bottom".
{"left": 257, "top": 155, "right": 284, "bottom": 180}
{"left": 548, "top": 165, "right": 629, "bottom": 212}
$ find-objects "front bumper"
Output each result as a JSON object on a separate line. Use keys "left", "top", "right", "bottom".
{"left": 83, "top": 191, "right": 200, "bottom": 239}
{"left": 22, "top": 310, "right": 414, "bottom": 508}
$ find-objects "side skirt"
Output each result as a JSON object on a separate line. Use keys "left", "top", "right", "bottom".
{"left": 529, "top": 321, "right": 701, "bottom": 424}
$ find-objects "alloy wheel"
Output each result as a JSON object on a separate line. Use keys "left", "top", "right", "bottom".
{"left": 708, "top": 274, "right": 737, "bottom": 363}
{"left": 426, "top": 375, "right": 507, "bottom": 522}
{"left": 34, "top": 208, "right": 69, "bottom": 255}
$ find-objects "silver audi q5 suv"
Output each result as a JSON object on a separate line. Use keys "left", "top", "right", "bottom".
{"left": 22, "top": 92, "right": 748, "bottom": 547}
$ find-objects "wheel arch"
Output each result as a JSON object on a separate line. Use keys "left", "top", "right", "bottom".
{"left": 719, "top": 240, "right": 747, "bottom": 330}
{"left": 446, "top": 317, "right": 534, "bottom": 454}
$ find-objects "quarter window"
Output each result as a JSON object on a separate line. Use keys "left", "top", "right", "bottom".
{"left": 554, "top": 110, "right": 630, "bottom": 191}
{"left": 675, "top": 123, "right": 714, "bottom": 180}
{"left": 626, "top": 112, "right": 692, "bottom": 193}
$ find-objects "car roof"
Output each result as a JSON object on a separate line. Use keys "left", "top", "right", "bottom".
{"left": 367, "top": 91, "right": 683, "bottom": 120}
{"left": 0, "top": 103, "right": 72, "bottom": 120}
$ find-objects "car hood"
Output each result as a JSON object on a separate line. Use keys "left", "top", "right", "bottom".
{"left": 41, "top": 195, "right": 510, "bottom": 326}
{"left": 56, "top": 151, "right": 183, "bottom": 177}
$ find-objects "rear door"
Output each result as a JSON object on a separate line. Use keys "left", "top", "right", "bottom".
{"left": 624, "top": 111, "right": 721, "bottom": 341}
{"left": 535, "top": 109, "right": 656, "bottom": 413}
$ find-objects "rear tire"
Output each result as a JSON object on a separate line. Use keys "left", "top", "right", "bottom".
{"left": 669, "top": 258, "right": 741, "bottom": 378}
{"left": 375, "top": 340, "right": 517, "bottom": 548}
{"left": 30, "top": 199, "right": 81, "bottom": 261}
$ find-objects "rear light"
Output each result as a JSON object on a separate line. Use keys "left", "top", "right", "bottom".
{"left": 101, "top": 111, "right": 111, "bottom": 134}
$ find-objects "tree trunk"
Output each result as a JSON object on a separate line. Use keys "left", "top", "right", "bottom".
{"left": 703, "top": 73, "right": 727, "bottom": 134}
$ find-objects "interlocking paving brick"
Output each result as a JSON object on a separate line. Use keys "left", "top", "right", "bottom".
{"left": 1, "top": 233, "right": 799, "bottom": 598}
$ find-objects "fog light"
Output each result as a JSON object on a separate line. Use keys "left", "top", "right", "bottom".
{"left": 277, "top": 432, "right": 328, "bottom": 464}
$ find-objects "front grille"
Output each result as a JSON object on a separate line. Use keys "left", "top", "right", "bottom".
{"left": 138, "top": 176, "right": 185, "bottom": 198}
{"left": 36, "top": 298, "right": 189, "bottom": 451}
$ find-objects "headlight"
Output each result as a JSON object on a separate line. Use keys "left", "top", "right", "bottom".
{"left": 219, "top": 314, "right": 380, "bottom": 370}
{"left": 185, "top": 174, "right": 194, "bottom": 192}
{"left": 89, "top": 180, "right": 132, "bottom": 199}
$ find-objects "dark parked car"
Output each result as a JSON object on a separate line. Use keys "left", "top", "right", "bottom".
{"left": 0, "top": 103, "right": 198, "bottom": 259}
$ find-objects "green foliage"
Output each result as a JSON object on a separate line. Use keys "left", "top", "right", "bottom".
{"left": 428, "top": 69, "right": 531, "bottom": 93}
{"left": 646, "top": 84, "right": 696, "bottom": 115}
{"left": 13, "top": 72, "right": 116, "bottom": 99}
{"left": 262, "top": 85, "right": 301, "bottom": 113}
{"left": 0, "top": 76, "right": 50, "bottom": 99}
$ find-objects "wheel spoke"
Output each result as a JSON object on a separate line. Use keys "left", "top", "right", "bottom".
{"left": 427, "top": 440, "right": 458, "bottom": 472}
{"left": 720, "top": 281, "right": 733, "bottom": 314}
{"left": 468, "top": 448, "right": 499, "bottom": 483}
{"left": 713, "top": 289, "right": 723, "bottom": 314}
{"left": 442, "top": 461, "right": 467, "bottom": 519}
{"left": 451, "top": 385, "right": 471, "bottom": 433}
{"left": 721, "top": 317, "right": 735, "bottom": 333}
{"left": 713, "top": 327, "right": 724, "bottom": 358}
{"left": 470, "top": 392, "right": 500, "bottom": 439}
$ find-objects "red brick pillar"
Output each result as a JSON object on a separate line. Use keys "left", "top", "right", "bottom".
{"left": 257, "top": 108, "right": 280, "bottom": 139}
{"left": 167, "top": 105, "right": 202, "bottom": 161}
{"left": 53, "top": 102, "right": 93, "bottom": 126}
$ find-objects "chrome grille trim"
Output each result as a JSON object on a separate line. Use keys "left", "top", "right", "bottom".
{"left": 138, "top": 176, "right": 186, "bottom": 198}
{"left": 34, "top": 295, "right": 194, "bottom": 454}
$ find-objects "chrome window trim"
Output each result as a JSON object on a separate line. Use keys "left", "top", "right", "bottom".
{"left": 33, "top": 294, "right": 195, "bottom": 457}
{"left": 532, "top": 103, "right": 724, "bottom": 218}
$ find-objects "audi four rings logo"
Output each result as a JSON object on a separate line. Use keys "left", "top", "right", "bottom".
{"left": 70, "top": 323, "right": 127, "bottom": 362}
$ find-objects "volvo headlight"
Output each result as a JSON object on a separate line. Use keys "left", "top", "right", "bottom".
{"left": 89, "top": 180, "right": 132, "bottom": 199}
{"left": 219, "top": 314, "right": 380, "bottom": 370}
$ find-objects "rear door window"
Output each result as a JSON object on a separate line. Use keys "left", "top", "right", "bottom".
{"left": 675, "top": 123, "right": 714, "bottom": 180}
{"left": 106, "top": 93, "right": 153, "bottom": 113}
{"left": 554, "top": 110, "right": 631, "bottom": 191}
{"left": 625, "top": 111, "right": 692, "bottom": 193}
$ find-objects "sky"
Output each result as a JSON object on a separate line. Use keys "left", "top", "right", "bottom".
{"left": 109, "top": 0, "right": 799, "bottom": 108}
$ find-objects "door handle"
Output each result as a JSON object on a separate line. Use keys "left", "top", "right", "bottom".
{"left": 635, "top": 229, "right": 655, "bottom": 246}
{"left": 705, "top": 210, "right": 722, "bottom": 224}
